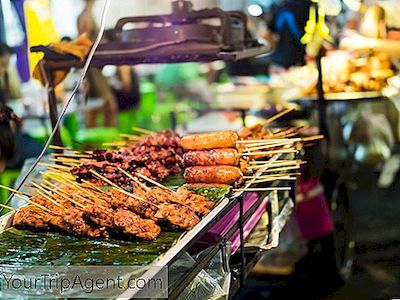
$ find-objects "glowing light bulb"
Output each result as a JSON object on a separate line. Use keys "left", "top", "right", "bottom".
{"left": 248, "top": 4, "right": 263, "bottom": 17}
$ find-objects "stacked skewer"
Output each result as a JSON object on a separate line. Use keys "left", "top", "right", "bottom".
{"left": 0, "top": 109, "right": 323, "bottom": 241}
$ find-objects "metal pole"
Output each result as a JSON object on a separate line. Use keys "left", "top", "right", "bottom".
{"left": 239, "top": 195, "right": 245, "bottom": 286}
{"left": 38, "top": 61, "right": 63, "bottom": 147}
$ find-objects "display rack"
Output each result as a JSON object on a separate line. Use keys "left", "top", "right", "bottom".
{"left": 26, "top": 2, "right": 288, "bottom": 297}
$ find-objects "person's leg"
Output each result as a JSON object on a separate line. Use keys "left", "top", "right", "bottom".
{"left": 85, "top": 106, "right": 101, "bottom": 128}
{"left": 103, "top": 97, "right": 118, "bottom": 127}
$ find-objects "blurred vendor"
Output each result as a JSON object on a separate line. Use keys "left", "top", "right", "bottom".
{"left": 0, "top": 103, "right": 43, "bottom": 171}
{"left": 0, "top": 43, "right": 21, "bottom": 104}
{"left": 77, "top": 0, "right": 118, "bottom": 127}
{"left": 0, "top": 104, "right": 15, "bottom": 173}
{"left": 267, "top": 0, "right": 310, "bottom": 69}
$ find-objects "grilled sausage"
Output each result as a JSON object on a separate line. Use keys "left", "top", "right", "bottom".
{"left": 183, "top": 148, "right": 238, "bottom": 166}
{"left": 184, "top": 166, "right": 243, "bottom": 185}
{"left": 180, "top": 130, "right": 238, "bottom": 151}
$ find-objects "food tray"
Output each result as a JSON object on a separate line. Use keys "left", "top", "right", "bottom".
{"left": 215, "top": 84, "right": 271, "bottom": 110}
{"left": 0, "top": 153, "right": 285, "bottom": 298}
{"left": 308, "top": 91, "right": 386, "bottom": 101}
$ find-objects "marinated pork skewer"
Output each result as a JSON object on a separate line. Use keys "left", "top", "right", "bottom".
{"left": 90, "top": 170, "right": 201, "bottom": 230}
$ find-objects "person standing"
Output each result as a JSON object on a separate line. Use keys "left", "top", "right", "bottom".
{"left": 267, "top": 0, "right": 311, "bottom": 69}
{"left": 77, "top": 0, "right": 118, "bottom": 128}
{"left": 0, "top": 43, "right": 21, "bottom": 104}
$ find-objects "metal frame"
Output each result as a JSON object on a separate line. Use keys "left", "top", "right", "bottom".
{"left": 35, "top": 43, "right": 271, "bottom": 147}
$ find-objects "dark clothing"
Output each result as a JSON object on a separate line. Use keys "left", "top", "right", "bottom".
{"left": 6, "top": 131, "right": 43, "bottom": 169}
{"left": 269, "top": 1, "right": 310, "bottom": 68}
{"left": 113, "top": 69, "right": 140, "bottom": 111}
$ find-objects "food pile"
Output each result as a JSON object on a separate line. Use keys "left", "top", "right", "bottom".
{"left": 13, "top": 179, "right": 215, "bottom": 240}
{"left": 182, "top": 130, "right": 244, "bottom": 186}
{"left": 320, "top": 52, "right": 394, "bottom": 94}
{"left": 71, "top": 130, "right": 184, "bottom": 185}
{"left": 6, "top": 109, "right": 322, "bottom": 242}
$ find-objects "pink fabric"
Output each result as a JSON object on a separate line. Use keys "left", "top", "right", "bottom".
{"left": 209, "top": 192, "right": 260, "bottom": 236}
{"left": 229, "top": 198, "right": 269, "bottom": 254}
{"left": 295, "top": 177, "right": 335, "bottom": 241}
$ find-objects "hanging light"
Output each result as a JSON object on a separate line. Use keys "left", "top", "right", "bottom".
{"left": 248, "top": 4, "right": 263, "bottom": 17}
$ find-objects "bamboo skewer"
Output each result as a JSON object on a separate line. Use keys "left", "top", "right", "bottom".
{"left": 239, "top": 149, "right": 297, "bottom": 156}
{"left": 301, "top": 135, "right": 324, "bottom": 142}
{"left": 49, "top": 157, "right": 81, "bottom": 164}
{"left": 0, "top": 184, "right": 30, "bottom": 197}
{"left": 51, "top": 153, "right": 92, "bottom": 158}
{"left": 43, "top": 168, "right": 75, "bottom": 180}
{"left": 248, "top": 160, "right": 302, "bottom": 168}
{"left": 249, "top": 159, "right": 302, "bottom": 165}
{"left": 102, "top": 142, "right": 128, "bottom": 147}
{"left": 120, "top": 133, "right": 143, "bottom": 140}
{"left": 14, "top": 194, "right": 51, "bottom": 213}
{"left": 49, "top": 145, "right": 92, "bottom": 155}
{"left": 244, "top": 166, "right": 300, "bottom": 178}
{"left": 28, "top": 182, "right": 65, "bottom": 210}
{"left": 262, "top": 108, "right": 294, "bottom": 126}
{"left": 249, "top": 177, "right": 297, "bottom": 184}
{"left": 38, "top": 163, "right": 71, "bottom": 170}
{"left": 233, "top": 187, "right": 291, "bottom": 192}
{"left": 81, "top": 180, "right": 108, "bottom": 195}
{"left": 89, "top": 170, "right": 156, "bottom": 207}
{"left": 41, "top": 180, "right": 86, "bottom": 209}
{"left": 237, "top": 138, "right": 294, "bottom": 145}
{"left": 135, "top": 172, "right": 175, "bottom": 194}
{"left": 131, "top": 127, "right": 153, "bottom": 135}
{"left": 117, "top": 168, "right": 149, "bottom": 191}
{"left": 50, "top": 175, "right": 108, "bottom": 207}
{"left": 244, "top": 141, "right": 297, "bottom": 152}
{"left": 260, "top": 165, "right": 301, "bottom": 173}
{"left": 42, "top": 172, "right": 97, "bottom": 204}
{"left": 0, "top": 203, "right": 16, "bottom": 210}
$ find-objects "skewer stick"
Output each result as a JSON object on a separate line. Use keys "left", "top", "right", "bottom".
{"left": 46, "top": 174, "right": 111, "bottom": 211}
{"left": 247, "top": 162, "right": 301, "bottom": 171}
{"left": 248, "top": 177, "right": 297, "bottom": 184}
{"left": 262, "top": 108, "right": 294, "bottom": 126}
{"left": 239, "top": 149, "right": 297, "bottom": 156}
{"left": 29, "top": 182, "right": 65, "bottom": 210}
{"left": 301, "top": 135, "right": 324, "bottom": 142}
{"left": 49, "top": 145, "right": 92, "bottom": 155}
{"left": 249, "top": 159, "right": 302, "bottom": 165}
{"left": 81, "top": 180, "right": 104, "bottom": 193}
{"left": 248, "top": 162, "right": 301, "bottom": 171}
{"left": 41, "top": 181, "right": 85, "bottom": 209}
{"left": 49, "top": 157, "right": 81, "bottom": 163}
{"left": 38, "top": 163, "right": 71, "bottom": 170}
{"left": 131, "top": 127, "right": 153, "bottom": 135}
{"left": 244, "top": 166, "right": 300, "bottom": 178}
{"left": 14, "top": 194, "right": 51, "bottom": 213}
{"left": 51, "top": 153, "right": 92, "bottom": 158}
{"left": 120, "top": 133, "right": 143, "bottom": 140}
{"left": 0, "top": 203, "right": 16, "bottom": 210}
{"left": 244, "top": 141, "right": 297, "bottom": 152}
{"left": 90, "top": 170, "right": 155, "bottom": 206}
{"left": 0, "top": 184, "right": 30, "bottom": 197}
{"left": 43, "top": 172, "right": 93, "bottom": 202}
{"left": 233, "top": 187, "right": 291, "bottom": 192}
{"left": 237, "top": 138, "right": 294, "bottom": 145}
{"left": 81, "top": 182, "right": 122, "bottom": 203}
{"left": 102, "top": 142, "right": 128, "bottom": 147}
{"left": 260, "top": 166, "right": 301, "bottom": 173}
{"left": 117, "top": 169, "right": 150, "bottom": 191}
{"left": 260, "top": 172, "right": 301, "bottom": 177}
{"left": 135, "top": 172, "right": 175, "bottom": 194}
